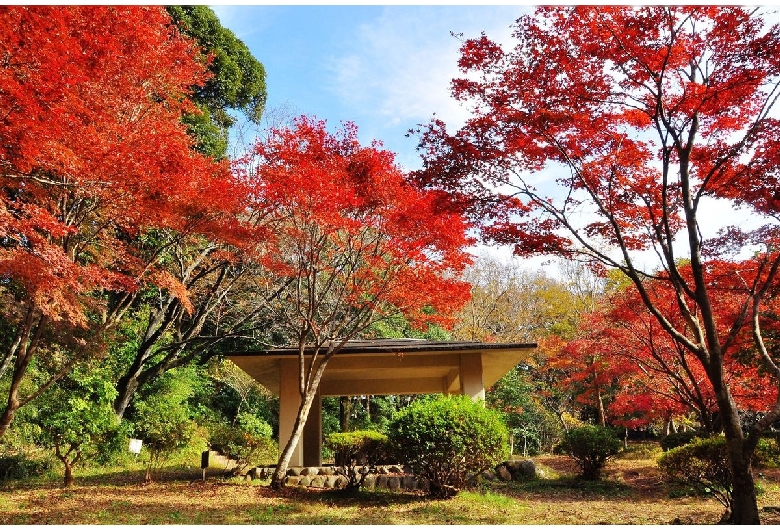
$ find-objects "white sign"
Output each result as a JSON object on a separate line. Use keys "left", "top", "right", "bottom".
{"left": 128, "top": 438, "right": 143, "bottom": 454}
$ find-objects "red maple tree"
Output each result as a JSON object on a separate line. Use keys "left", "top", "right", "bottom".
{"left": 562, "top": 264, "right": 779, "bottom": 433}
{"left": 236, "top": 116, "right": 473, "bottom": 488}
{"left": 413, "top": 7, "right": 780, "bottom": 523}
{"left": 0, "top": 6, "right": 244, "bottom": 437}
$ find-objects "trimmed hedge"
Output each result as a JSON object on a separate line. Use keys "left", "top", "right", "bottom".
{"left": 657, "top": 435, "right": 731, "bottom": 514}
{"left": 324, "top": 430, "right": 389, "bottom": 490}
{"left": 562, "top": 425, "right": 622, "bottom": 480}
{"left": 388, "top": 395, "right": 509, "bottom": 498}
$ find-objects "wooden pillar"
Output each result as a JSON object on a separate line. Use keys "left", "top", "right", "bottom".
{"left": 279, "top": 357, "right": 304, "bottom": 467}
{"left": 460, "top": 352, "right": 485, "bottom": 401}
{"left": 303, "top": 391, "right": 322, "bottom": 466}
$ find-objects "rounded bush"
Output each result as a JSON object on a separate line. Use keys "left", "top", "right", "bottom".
{"left": 209, "top": 413, "right": 277, "bottom": 474}
{"left": 657, "top": 435, "right": 731, "bottom": 515}
{"left": 562, "top": 425, "right": 622, "bottom": 480}
{"left": 324, "top": 430, "right": 389, "bottom": 490}
{"left": 660, "top": 430, "right": 708, "bottom": 452}
{"left": 388, "top": 395, "right": 509, "bottom": 498}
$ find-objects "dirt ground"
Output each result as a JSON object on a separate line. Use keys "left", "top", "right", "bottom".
{"left": 532, "top": 452, "right": 780, "bottom": 525}
{"left": 2, "top": 448, "right": 780, "bottom": 524}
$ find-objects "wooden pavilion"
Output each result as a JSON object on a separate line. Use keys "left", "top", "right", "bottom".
{"left": 228, "top": 339, "right": 536, "bottom": 467}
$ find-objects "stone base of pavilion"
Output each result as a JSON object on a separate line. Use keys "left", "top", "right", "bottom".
{"left": 244, "top": 459, "right": 538, "bottom": 492}
{"left": 229, "top": 339, "right": 537, "bottom": 468}
{"left": 245, "top": 464, "right": 424, "bottom": 492}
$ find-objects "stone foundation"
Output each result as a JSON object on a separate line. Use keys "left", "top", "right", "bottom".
{"left": 245, "top": 459, "right": 536, "bottom": 491}
{"left": 245, "top": 464, "right": 423, "bottom": 492}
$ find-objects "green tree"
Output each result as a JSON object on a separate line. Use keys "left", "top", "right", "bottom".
{"left": 167, "top": 5, "right": 267, "bottom": 159}
{"left": 32, "top": 363, "right": 120, "bottom": 487}
{"left": 488, "top": 366, "right": 562, "bottom": 455}
{"left": 129, "top": 366, "right": 200, "bottom": 482}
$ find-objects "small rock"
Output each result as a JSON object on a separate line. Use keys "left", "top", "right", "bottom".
{"left": 387, "top": 476, "right": 401, "bottom": 491}
{"left": 496, "top": 465, "right": 512, "bottom": 481}
{"left": 362, "top": 475, "right": 376, "bottom": 490}
{"left": 400, "top": 475, "right": 418, "bottom": 490}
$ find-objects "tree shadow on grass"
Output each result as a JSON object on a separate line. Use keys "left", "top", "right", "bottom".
{"left": 478, "top": 474, "right": 634, "bottom": 506}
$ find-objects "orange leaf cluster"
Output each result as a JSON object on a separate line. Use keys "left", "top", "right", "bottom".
{"left": 0, "top": 6, "right": 244, "bottom": 324}
{"left": 240, "top": 117, "right": 474, "bottom": 333}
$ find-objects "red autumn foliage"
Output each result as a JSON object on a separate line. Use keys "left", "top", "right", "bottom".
{"left": 414, "top": 6, "right": 780, "bottom": 523}
{"left": 241, "top": 116, "right": 473, "bottom": 335}
{"left": 237, "top": 116, "right": 474, "bottom": 487}
{"left": 0, "top": 6, "right": 246, "bottom": 437}
{"left": 560, "top": 261, "right": 780, "bottom": 431}
{"left": 0, "top": 6, "right": 245, "bottom": 325}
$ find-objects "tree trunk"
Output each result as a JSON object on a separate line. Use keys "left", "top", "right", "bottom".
{"left": 0, "top": 308, "right": 45, "bottom": 439}
{"left": 270, "top": 387, "right": 318, "bottom": 489}
{"left": 664, "top": 417, "right": 675, "bottom": 437}
{"left": 722, "top": 421, "right": 760, "bottom": 524}
{"left": 113, "top": 372, "right": 141, "bottom": 419}
{"left": 596, "top": 387, "right": 606, "bottom": 427}
{"left": 0, "top": 351, "right": 34, "bottom": 439}
{"left": 557, "top": 411, "right": 569, "bottom": 432}
{"left": 0, "top": 398, "right": 19, "bottom": 439}
{"left": 63, "top": 460, "right": 74, "bottom": 487}
{"left": 713, "top": 371, "right": 761, "bottom": 524}
{"left": 729, "top": 458, "right": 759, "bottom": 524}
{"left": 270, "top": 357, "right": 329, "bottom": 489}
{"left": 339, "top": 396, "right": 351, "bottom": 432}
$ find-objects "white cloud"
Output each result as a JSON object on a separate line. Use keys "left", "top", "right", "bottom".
{"left": 326, "top": 6, "right": 526, "bottom": 133}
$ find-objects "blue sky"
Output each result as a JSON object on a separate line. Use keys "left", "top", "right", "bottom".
{"left": 209, "top": 4, "right": 779, "bottom": 272}
{"left": 211, "top": 4, "right": 530, "bottom": 171}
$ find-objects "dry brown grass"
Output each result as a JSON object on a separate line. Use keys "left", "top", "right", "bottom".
{"left": 2, "top": 444, "right": 780, "bottom": 525}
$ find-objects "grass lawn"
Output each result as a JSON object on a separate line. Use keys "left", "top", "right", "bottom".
{"left": 2, "top": 444, "right": 780, "bottom": 524}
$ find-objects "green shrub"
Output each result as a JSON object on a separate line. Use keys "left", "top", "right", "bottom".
{"left": 209, "top": 412, "right": 278, "bottom": 475}
{"left": 388, "top": 395, "right": 509, "bottom": 498}
{"left": 324, "top": 430, "right": 389, "bottom": 490}
{"left": 0, "top": 452, "right": 52, "bottom": 481}
{"left": 657, "top": 436, "right": 732, "bottom": 515}
{"left": 562, "top": 425, "right": 623, "bottom": 480}
{"left": 660, "top": 430, "right": 709, "bottom": 452}
{"left": 754, "top": 436, "right": 780, "bottom": 469}
{"left": 131, "top": 369, "right": 199, "bottom": 482}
